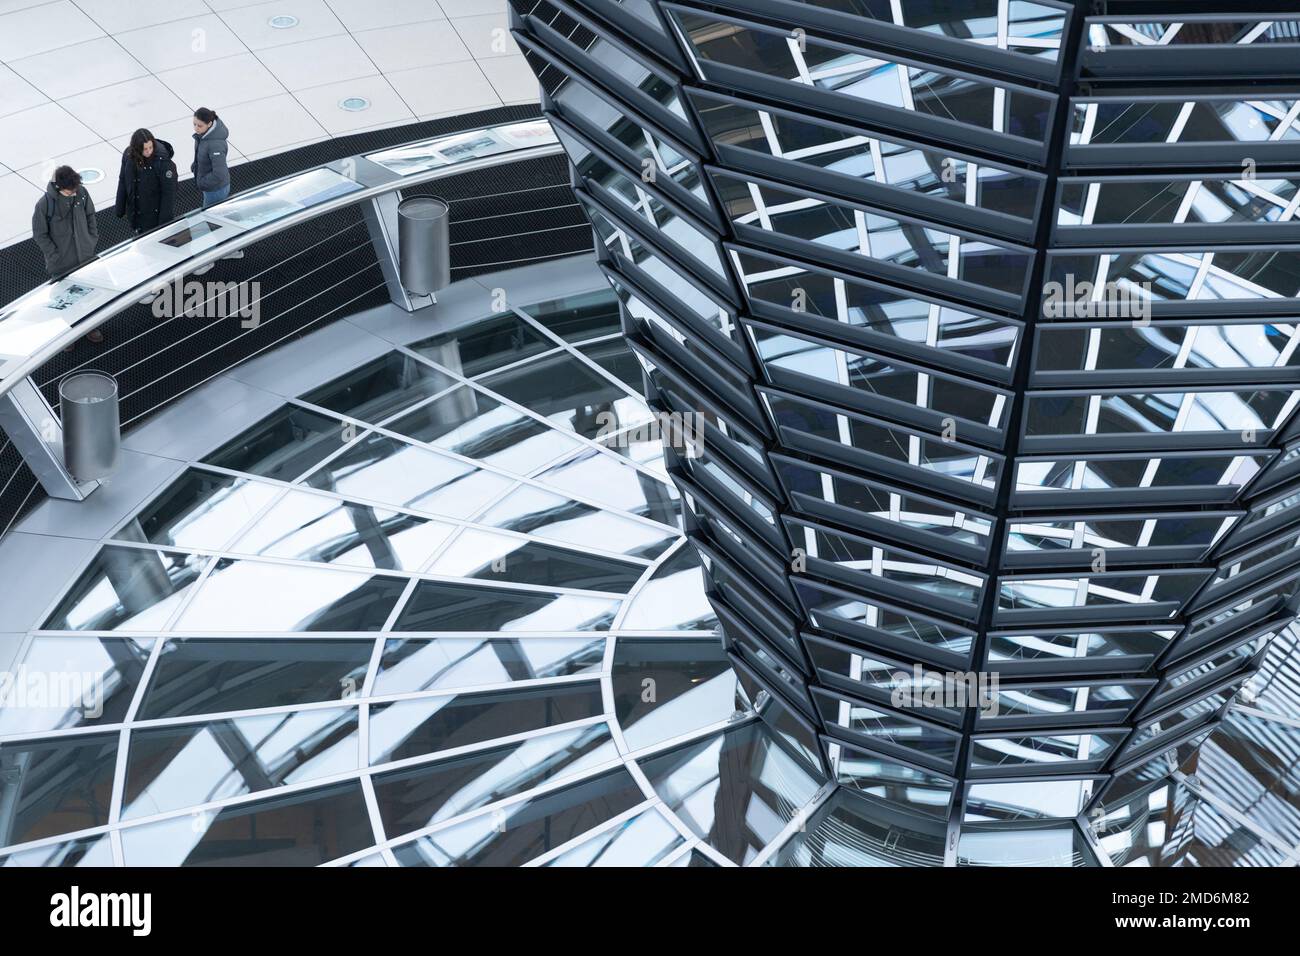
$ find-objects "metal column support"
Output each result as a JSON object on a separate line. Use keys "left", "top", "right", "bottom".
{"left": 0, "top": 377, "right": 97, "bottom": 501}
{"left": 361, "top": 192, "right": 435, "bottom": 313}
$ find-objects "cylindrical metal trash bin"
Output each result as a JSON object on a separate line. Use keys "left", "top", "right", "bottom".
{"left": 60, "top": 372, "right": 120, "bottom": 482}
{"left": 398, "top": 196, "right": 451, "bottom": 296}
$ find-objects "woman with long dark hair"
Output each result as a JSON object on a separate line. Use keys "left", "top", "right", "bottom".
{"left": 113, "top": 128, "right": 176, "bottom": 234}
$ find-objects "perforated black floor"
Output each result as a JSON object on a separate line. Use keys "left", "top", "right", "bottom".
{"left": 0, "top": 105, "right": 592, "bottom": 533}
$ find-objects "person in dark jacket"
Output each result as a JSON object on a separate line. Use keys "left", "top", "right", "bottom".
{"left": 190, "top": 107, "right": 242, "bottom": 268}
{"left": 32, "top": 165, "right": 98, "bottom": 279}
{"left": 191, "top": 107, "right": 231, "bottom": 209}
{"left": 114, "top": 128, "right": 176, "bottom": 234}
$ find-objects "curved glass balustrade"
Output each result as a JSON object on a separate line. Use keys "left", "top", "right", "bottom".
{"left": 0, "top": 120, "right": 560, "bottom": 397}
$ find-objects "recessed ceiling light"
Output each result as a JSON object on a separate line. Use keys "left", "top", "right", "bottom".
{"left": 268, "top": 14, "right": 299, "bottom": 28}
{"left": 78, "top": 168, "right": 104, "bottom": 184}
{"left": 339, "top": 96, "right": 371, "bottom": 112}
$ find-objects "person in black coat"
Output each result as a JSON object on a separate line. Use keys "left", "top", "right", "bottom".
{"left": 114, "top": 128, "right": 177, "bottom": 235}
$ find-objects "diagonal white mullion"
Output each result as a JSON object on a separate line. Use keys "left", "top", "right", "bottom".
{"left": 896, "top": 62, "right": 915, "bottom": 112}
{"left": 749, "top": 181, "right": 775, "bottom": 232}
{"left": 1186, "top": 252, "right": 1214, "bottom": 300}
{"left": 1239, "top": 21, "right": 1274, "bottom": 44}
{"left": 378, "top": 344, "right": 667, "bottom": 484}
{"left": 1173, "top": 181, "right": 1202, "bottom": 223}
{"left": 167, "top": 463, "right": 653, "bottom": 567}
{"left": 1166, "top": 101, "right": 1195, "bottom": 143}
{"left": 1079, "top": 102, "right": 1099, "bottom": 145}
{"left": 0, "top": 672, "right": 616, "bottom": 748}
{"left": 86, "top": 536, "right": 632, "bottom": 601}
{"left": 275, "top": 401, "right": 680, "bottom": 536}
{"left": 788, "top": 37, "right": 814, "bottom": 85}
{"left": 747, "top": 781, "right": 837, "bottom": 867}
{"left": 521, "top": 798, "right": 664, "bottom": 866}
{"left": 1269, "top": 100, "right": 1300, "bottom": 140}
{"left": 783, "top": 135, "right": 872, "bottom": 162}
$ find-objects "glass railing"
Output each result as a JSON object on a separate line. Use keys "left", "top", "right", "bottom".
{"left": 0, "top": 120, "right": 560, "bottom": 397}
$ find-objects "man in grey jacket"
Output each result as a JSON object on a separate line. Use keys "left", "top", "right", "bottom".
{"left": 191, "top": 107, "right": 231, "bottom": 208}
{"left": 32, "top": 166, "right": 98, "bottom": 279}
{"left": 190, "top": 107, "right": 242, "bottom": 270}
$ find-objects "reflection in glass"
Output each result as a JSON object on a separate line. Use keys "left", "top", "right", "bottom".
{"left": 120, "top": 469, "right": 280, "bottom": 551}
{"left": 0, "top": 734, "right": 118, "bottom": 846}
{"left": 411, "top": 312, "right": 554, "bottom": 377}
{"left": 369, "top": 683, "right": 605, "bottom": 764}
{"left": 372, "top": 723, "right": 617, "bottom": 837}
{"left": 386, "top": 385, "right": 582, "bottom": 475}
{"left": 613, "top": 637, "right": 738, "bottom": 750}
{"left": 836, "top": 744, "right": 955, "bottom": 820}
{"left": 122, "top": 707, "right": 359, "bottom": 820}
{"left": 300, "top": 352, "right": 456, "bottom": 425}
{"left": 304, "top": 431, "right": 514, "bottom": 520}
{"left": 480, "top": 484, "right": 678, "bottom": 559}
{"left": 202, "top": 405, "right": 344, "bottom": 481}
{"left": 394, "top": 580, "right": 619, "bottom": 632}
{"left": 210, "top": 167, "right": 362, "bottom": 227}
{"left": 481, "top": 350, "right": 652, "bottom": 441}
{"left": 533, "top": 447, "right": 679, "bottom": 526}
{"left": 43, "top": 547, "right": 207, "bottom": 632}
{"left": 965, "top": 780, "right": 1089, "bottom": 822}
{"left": 544, "top": 806, "right": 684, "bottom": 866}
{"left": 228, "top": 490, "right": 456, "bottom": 570}
{"left": 957, "top": 823, "right": 1095, "bottom": 866}
{"left": 365, "top": 120, "right": 555, "bottom": 176}
{"left": 969, "top": 731, "right": 1123, "bottom": 769}
{"left": 817, "top": 691, "right": 961, "bottom": 767}
{"left": 0, "top": 834, "right": 114, "bottom": 867}
{"left": 0, "top": 636, "right": 152, "bottom": 735}
{"left": 391, "top": 769, "right": 644, "bottom": 866}
{"left": 138, "top": 638, "right": 372, "bottom": 720}
{"left": 175, "top": 559, "right": 405, "bottom": 632}
{"left": 120, "top": 781, "right": 373, "bottom": 866}
{"left": 618, "top": 547, "right": 718, "bottom": 631}
{"left": 775, "top": 789, "right": 946, "bottom": 866}
{"left": 675, "top": 11, "right": 1053, "bottom": 142}
{"left": 639, "top": 722, "right": 822, "bottom": 864}
{"left": 428, "top": 527, "right": 646, "bottom": 593}
{"left": 374, "top": 636, "right": 604, "bottom": 696}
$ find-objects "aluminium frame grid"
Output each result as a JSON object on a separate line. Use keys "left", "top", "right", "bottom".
{"left": 0, "top": 290, "right": 832, "bottom": 867}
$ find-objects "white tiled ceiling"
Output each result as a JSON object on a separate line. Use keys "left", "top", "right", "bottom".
{"left": 0, "top": 0, "right": 536, "bottom": 249}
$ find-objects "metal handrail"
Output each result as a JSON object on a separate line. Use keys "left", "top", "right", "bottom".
{"left": 0, "top": 120, "right": 563, "bottom": 401}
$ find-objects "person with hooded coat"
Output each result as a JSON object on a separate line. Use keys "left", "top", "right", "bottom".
{"left": 114, "top": 128, "right": 177, "bottom": 234}
{"left": 191, "top": 107, "right": 231, "bottom": 209}
{"left": 32, "top": 165, "right": 98, "bottom": 279}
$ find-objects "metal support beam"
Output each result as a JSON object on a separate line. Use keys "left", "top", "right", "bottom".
{"left": 0, "top": 377, "right": 97, "bottom": 501}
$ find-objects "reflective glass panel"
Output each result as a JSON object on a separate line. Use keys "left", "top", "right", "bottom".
{"left": 122, "top": 707, "right": 360, "bottom": 820}
{"left": 44, "top": 547, "right": 207, "bottom": 632}
{"left": 372, "top": 722, "right": 618, "bottom": 837}
{"left": 120, "top": 780, "right": 373, "bottom": 866}
{"left": 138, "top": 638, "right": 372, "bottom": 720}
{"left": 369, "top": 683, "right": 605, "bottom": 764}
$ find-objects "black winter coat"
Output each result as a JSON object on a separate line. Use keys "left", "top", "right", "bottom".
{"left": 114, "top": 139, "right": 177, "bottom": 233}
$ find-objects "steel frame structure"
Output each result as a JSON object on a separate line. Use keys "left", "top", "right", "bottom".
{"left": 509, "top": 0, "right": 1300, "bottom": 842}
